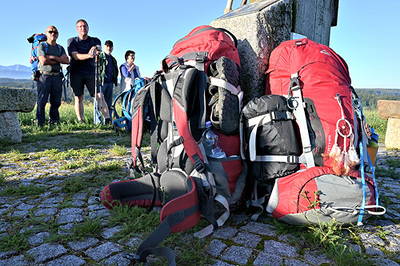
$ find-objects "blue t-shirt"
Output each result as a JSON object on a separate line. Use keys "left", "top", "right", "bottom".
{"left": 67, "top": 36, "right": 101, "bottom": 76}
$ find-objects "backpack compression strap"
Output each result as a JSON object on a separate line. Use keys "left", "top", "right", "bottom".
{"left": 289, "top": 73, "right": 315, "bottom": 168}
{"left": 245, "top": 111, "right": 299, "bottom": 163}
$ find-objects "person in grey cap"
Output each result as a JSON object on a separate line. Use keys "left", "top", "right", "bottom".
{"left": 99, "top": 40, "right": 118, "bottom": 116}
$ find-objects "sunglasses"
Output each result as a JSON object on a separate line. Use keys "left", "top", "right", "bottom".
{"left": 48, "top": 31, "right": 58, "bottom": 34}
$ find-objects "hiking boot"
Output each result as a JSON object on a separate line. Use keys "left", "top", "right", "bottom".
{"left": 208, "top": 56, "right": 241, "bottom": 135}
{"left": 209, "top": 56, "right": 240, "bottom": 87}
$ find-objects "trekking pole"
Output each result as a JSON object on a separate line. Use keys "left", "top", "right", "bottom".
{"left": 62, "top": 77, "right": 67, "bottom": 102}
{"left": 94, "top": 53, "right": 102, "bottom": 125}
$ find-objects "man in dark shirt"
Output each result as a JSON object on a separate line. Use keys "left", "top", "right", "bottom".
{"left": 37, "top": 25, "right": 69, "bottom": 127}
{"left": 67, "top": 19, "right": 110, "bottom": 124}
{"left": 99, "top": 40, "right": 118, "bottom": 115}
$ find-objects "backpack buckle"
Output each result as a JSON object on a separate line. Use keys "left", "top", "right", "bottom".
{"left": 195, "top": 55, "right": 206, "bottom": 64}
{"left": 192, "top": 154, "right": 205, "bottom": 173}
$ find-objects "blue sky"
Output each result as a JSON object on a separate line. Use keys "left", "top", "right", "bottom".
{"left": 2, "top": 0, "right": 399, "bottom": 89}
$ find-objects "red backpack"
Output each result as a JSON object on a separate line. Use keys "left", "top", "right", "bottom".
{"left": 261, "top": 39, "right": 386, "bottom": 225}
{"left": 101, "top": 25, "right": 246, "bottom": 264}
{"left": 266, "top": 38, "right": 356, "bottom": 171}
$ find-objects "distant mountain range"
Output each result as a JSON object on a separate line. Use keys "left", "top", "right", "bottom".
{"left": 0, "top": 64, "right": 31, "bottom": 79}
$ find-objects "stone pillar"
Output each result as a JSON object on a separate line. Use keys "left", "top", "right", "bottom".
{"left": 0, "top": 88, "right": 37, "bottom": 143}
{"left": 292, "top": 0, "right": 338, "bottom": 46}
{"left": 377, "top": 100, "right": 400, "bottom": 149}
{"left": 211, "top": 0, "right": 338, "bottom": 102}
{"left": 211, "top": 0, "right": 292, "bottom": 102}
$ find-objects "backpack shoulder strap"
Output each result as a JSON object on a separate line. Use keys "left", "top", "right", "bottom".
{"left": 172, "top": 67, "right": 206, "bottom": 172}
{"left": 130, "top": 74, "right": 161, "bottom": 172}
{"left": 130, "top": 84, "right": 151, "bottom": 171}
{"left": 290, "top": 73, "right": 315, "bottom": 168}
{"left": 42, "top": 42, "right": 48, "bottom": 48}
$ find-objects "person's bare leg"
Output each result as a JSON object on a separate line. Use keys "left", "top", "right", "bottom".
{"left": 96, "top": 93, "right": 110, "bottom": 119}
{"left": 75, "top": 95, "right": 85, "bottom": 122}
{"left": 240, "top": 0, "right": 248, "bottom": 6}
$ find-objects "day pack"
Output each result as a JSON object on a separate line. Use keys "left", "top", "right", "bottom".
{"left": 27, "top": 33, "right": 47, "bottom": 80}
{"left": 101, "top": 25, "right": 246, "bottom": 264}
{"left": 240, "top": 94, "right": 302, "bottom": 209}
{"left": 110, "top": 77, "right": 149, "bottom": 131}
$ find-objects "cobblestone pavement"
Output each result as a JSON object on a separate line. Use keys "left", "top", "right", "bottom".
{"left": 1, "top": 134, "right": 400, "bottom": 265}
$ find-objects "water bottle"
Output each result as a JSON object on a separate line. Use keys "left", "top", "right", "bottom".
{"left": 203, "top": 121, "right": 226, "bottom": 158}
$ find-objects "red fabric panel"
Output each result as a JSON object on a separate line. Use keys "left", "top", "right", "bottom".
{"left": 221, "top": 159, "right": 243, "bottom": 195}
{"left": 214, "top": 131, "right": 241, "bottom": 157}
{"left": 173, "top": 98, "right": 204, "bottom": 163}
{"left": 131, "top": 105, "right": 143, "bottom": 165}
{"left": 100, "top": 180, "right": 162, "bottom": 210}
{"left": 160, "top": 177, "right": 201, "bottom": 233}
{"left": 168, "top": 25, "right": 240, "bottom": 71}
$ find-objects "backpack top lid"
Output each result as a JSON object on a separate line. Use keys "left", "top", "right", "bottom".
{"left": 166, "top": 25, "right": 240, "bottom": 72}
{"left": 27, "top": 33, "right": 47, "bottom": 46}
{"left": 266, "top": 38, "right": 351, "bottom": 96}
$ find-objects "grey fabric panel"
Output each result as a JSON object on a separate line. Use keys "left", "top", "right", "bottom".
{"left": 266, "top": 178, "right": 280, "bottom": 213}
{"left": 316, "top": 174, "right": 371, "bottom": 210}
{"left": 276, "top": 173, "right": 373, "bottom": 225}
{"left": 279, "top": 209, "right": 369, "bottom": 225}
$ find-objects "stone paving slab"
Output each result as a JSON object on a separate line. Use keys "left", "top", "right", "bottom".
{"left": 0, "top": 136, "right": 400, "bottom": 265}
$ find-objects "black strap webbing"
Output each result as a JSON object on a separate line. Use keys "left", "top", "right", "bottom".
{"left": 149, "top": 80, "right": 159, "bottom": 165}
{"left": 134, "top": 203, "right": 199, "bottom": 266}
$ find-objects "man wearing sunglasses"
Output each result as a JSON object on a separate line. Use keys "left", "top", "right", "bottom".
{"left": 36, "top": 25, "right": 69, "bottom": 127}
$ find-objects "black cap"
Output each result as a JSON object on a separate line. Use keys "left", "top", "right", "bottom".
{"left": 104, "top": 40, "right": 113, "bottom": 47}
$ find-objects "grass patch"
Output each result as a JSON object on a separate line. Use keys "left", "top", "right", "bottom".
{"left": 83, "top": 161, "right": 124, "bottom": 174}
{"left": 61, "top": 177, "right": 89, "bottom": 193}
{"left": 37, "top": 148, "right": 99, "bottom": 160}
{"left": 363, "top": 107, "right": 387, "bottom": 142}
{"left": 376, "top": 158, "right": 400, "bottom": 179}
{"left": 2, "top": 149, "right": 31, "bottom": 162}
{"left": 386, "top": 158, "right": 400, "bottom": 168}
{"left": 0, "top": 231, "right": 29, "bottom": 252}
{"left": 108, "top": 143, "right": 128, "bottom": 156}
{"left": 60, "top": 160, "right": 89, "bottom": 170}
{"left": 273, "top": 220, "right": 365, "bottom": 265}
{"left": 0, "top": 184, "right": 46, "bottom": 197}
{"left": 71, "top": 216, "right": 103, "bottom": 239}
{"left": 0, "top": 172, "right": 4, "bottom": 185}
